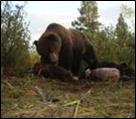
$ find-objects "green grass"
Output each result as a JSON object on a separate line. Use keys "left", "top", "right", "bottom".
{"left": 1, "top": 76, "right": 135, "bottom": 118}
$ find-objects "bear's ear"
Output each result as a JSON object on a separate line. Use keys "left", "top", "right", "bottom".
{"left": 33, "top": 40, "right": 38, "bottom": 46}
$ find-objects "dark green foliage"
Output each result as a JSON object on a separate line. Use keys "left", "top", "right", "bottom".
{"left": 1, "top": 1, "right": 31, "bottom": 72}
{"left": 84, "top": 22, "right": 135, "bottom": 68}
{"left": 72, "top": 2, "right": 135, "bottom": 69}
{"left": 114, "top": 13, "right": 135, "bottom": 68}
{"left": 72, "top": 1, "right": 101, "bottom": 32}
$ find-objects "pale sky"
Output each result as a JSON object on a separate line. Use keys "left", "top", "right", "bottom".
{"left": 12, "top": 1, "right": 135, "bottom": 45}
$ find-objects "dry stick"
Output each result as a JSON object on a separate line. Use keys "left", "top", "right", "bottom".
{"left": 73, "top": 101, "right": 80, "bottom": 118}
{"left": 38, "top": 68, "right": 42, "bottom": 76}
{"left": 80, "top": 87, "right": 92, "bottom": 102}
{"left": 34, "top": 86, "right": 47, "bottom": 103}
{"left": 3, "top": 80, "right": 15, "bottom": 90}
{"left": 23, "top": 77, "right": 32, "bottom": 87}
{"left": 64, "top": 100, "right": 80, "bottom": 118}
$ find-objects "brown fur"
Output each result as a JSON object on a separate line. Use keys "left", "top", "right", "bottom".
{"left": 34, "top": 23, "right": 98, "bottom": 76}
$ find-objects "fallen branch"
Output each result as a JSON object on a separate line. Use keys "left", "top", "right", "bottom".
{"left": 34, "top": 86, "right": 47, "bottom": 103}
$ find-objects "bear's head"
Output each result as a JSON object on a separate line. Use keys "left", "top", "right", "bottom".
{"left": 34, "top": 32, "right": 62, "bottom": 65}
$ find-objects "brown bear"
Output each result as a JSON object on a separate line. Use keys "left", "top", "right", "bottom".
{"left": 34, "top": 23, "right": 98, "bottom": 76}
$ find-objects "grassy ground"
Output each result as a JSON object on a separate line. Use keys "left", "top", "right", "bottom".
{"left": 1, "top": 76, "right": 135, "bottom": 118}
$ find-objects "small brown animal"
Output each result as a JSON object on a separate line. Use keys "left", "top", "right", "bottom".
{"left": 32, "top": 62, "right": 78, "bottom": 81}
{"left": 42, "top": 64, "right": 79, "bottom": 81}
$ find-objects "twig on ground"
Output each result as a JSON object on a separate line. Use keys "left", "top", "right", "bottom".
{"left": 64, "top": 100, "right": 80, "bottom": 118}
{"left": 2, "top": 80, "right": 15, "bottom": 90}
{"left": 34, "top": 86, "right": 47, "bottom": 103}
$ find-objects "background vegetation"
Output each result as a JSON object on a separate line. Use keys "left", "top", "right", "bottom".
{"left": 1, "top": 1, "right": 135, "bottom": 118}
{"left": 1, "top": 1, "right": 135, "bottom": 73}
{"left": 72, "top": 1, "right": 135, "bottom": 68}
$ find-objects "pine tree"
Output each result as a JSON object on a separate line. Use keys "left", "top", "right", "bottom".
{"left": 115, "top": 13, "right": 135, "bottom": 67}
{"left": 115, "top": 13, "right": 129, "bottom": 41}
{"left": 72, "top": 1, "right": 101, "bottom": 32}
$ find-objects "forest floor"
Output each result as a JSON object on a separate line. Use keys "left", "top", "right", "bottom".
{"left": 1, "top": 76, "right": 135, "bottom": 118}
